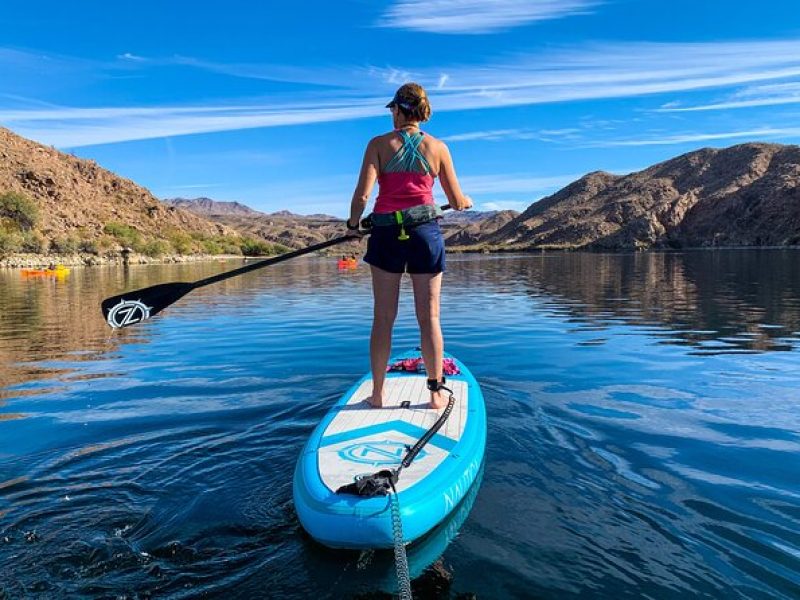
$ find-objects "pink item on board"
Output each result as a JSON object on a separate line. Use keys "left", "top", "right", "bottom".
{"left": 386, "top": 357, "right": 460, "bottom": 376}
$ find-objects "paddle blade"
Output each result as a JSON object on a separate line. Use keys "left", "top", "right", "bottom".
{"left": 102, "top": 282, "right": 194, "bottom": 329}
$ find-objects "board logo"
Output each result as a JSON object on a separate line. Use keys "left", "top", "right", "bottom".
{"left": 339, "top": 441, "right": 427, "bottom": 465}
{"left": 107, "top": 299, "right": 151, "bottom": 328}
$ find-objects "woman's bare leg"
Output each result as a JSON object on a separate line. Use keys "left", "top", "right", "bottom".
{"left": 369, "top": 265, "right": 402, "bottom": 407}
{"left": 410, "top": 272, "right": 445, "bottom": 408}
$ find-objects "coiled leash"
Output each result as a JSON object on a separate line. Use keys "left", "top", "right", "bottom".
{"left": 336, "top": 379, "right": 457, "bottom": 600}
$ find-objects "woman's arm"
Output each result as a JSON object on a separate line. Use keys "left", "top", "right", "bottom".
{"left": 348, "top": 138, "right": 380, "bottom": 227}
{"left": 437, "top": 142, "right": 472, "bottom": 211}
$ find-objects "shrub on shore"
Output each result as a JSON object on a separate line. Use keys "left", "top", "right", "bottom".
{"left": 21, "top": 231, "right": 47, "bottom": 253}
{"left": 2, "top": 214, "right": 288, "bottom": 259}
{"left": 50, "top": 236, "right": 80, "bottom": 254}
{"left": 103, "top": 222, "right": 142, "bottom": 248}
{"left": 168, "top": 231, "right": 194, "bottom": 254}
{"left": 141, "top": 239, "right": 171, "bottom": 257}
{"left": 0, "top": 192, "right": 39, "bottom": 231}
{"left": 240, "top": 238, "right": 287, "bottom": 256}
{"left": 0, "top": 230, "right": 22, "bottom": 255}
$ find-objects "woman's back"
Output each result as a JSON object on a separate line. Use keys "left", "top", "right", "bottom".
{"left": 373, "top": 129, "right": 441, "bottom": 175}
{"left": 374, "top": 129, "right": 441, "bottom": 214}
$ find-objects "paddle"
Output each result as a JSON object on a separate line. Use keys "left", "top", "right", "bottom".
{"left": 102, "top": 204, "right": 452, "bottom": 329}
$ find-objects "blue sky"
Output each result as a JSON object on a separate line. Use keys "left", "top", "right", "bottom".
{"left": 2, "top": 0, "right": 800, "bottom": 215}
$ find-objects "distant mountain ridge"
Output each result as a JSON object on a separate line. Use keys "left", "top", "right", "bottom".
{"left": 4, "top": 124, "right": 798, "bottom": 260}
{"left": 169, "top": 197, "right": 516, "bottom": 250}
{"left": 485, "top": 142, "right": 800, "bottom": 250}
{"left": 164, "top": 198, "right": 340, "bottom": 223}
{"left": 163, "top": 197, "right": 263, "bottom": 217}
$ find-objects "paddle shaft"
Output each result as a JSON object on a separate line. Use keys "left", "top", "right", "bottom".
{"left": 194, "top": 203, "right": 451, "bottom": 289}
{"left": 193, "top": 233, "right": 359, "bottom": 288}
{"left": 102, "top": 204, "right": 453, "bottom": 328}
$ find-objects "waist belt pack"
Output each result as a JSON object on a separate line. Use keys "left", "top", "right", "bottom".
{"left": 369, "top": 204, "right": 442, "bottom": 228}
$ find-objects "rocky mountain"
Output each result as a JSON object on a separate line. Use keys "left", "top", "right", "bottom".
{"left": 180, "top": 199, "right": 517, "bottom": 251}
{"left": 442, "top": 210, "right": 519, "bottom": 246}
{"left": 0, "top": 127, "right": 237, "bottom": 257}
{"left": 6, "top": 125, "right": 795, "bottom": 260}
{"left": 163, "top": 197, "right": 262, "bottom": 217}
{"left": 485, "top": 143, "right": 800, "bottom": 250}
{"left": 163, "top": 197, "right": 350, "bottom": 250}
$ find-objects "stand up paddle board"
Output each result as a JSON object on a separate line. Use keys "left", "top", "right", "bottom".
{"left": 293, "top": 349, "right": 486, "bottom": 549}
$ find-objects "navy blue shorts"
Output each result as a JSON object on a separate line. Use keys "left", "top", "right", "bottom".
{"left": 364, "top": 220, "right": 445, "bottom": 274}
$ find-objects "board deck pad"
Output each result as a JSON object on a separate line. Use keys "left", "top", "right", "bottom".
{"left": 318, "top": 375, "right": 469, "bottom": 493}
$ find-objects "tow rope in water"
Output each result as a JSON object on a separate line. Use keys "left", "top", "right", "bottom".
{"left": 336, "top": 381, "right": 457, "bottom": 600}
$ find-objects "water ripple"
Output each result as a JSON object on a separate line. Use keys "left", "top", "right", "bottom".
{"left": 2, "top": 252, "right": 800, "bottom": 598}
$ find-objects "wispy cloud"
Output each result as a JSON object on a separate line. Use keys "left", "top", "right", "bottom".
{"left": 442, "top": 127, "right": 581, "bottom": 142}
{"left": 656, "top": 82, "right": 800, "bottom": 112}
{"left": 588, "top": 127, "right": 800, "bottom": 147}
{"left": 6, "top": 101, "right": 386, "bottom": 148}
{"left": 442, "top": 128, "right": 537, "bottom": 142}
{"left": 7, "top": 39, "right": 800, "bottom": 147}
{"left": 117, "top": 52, "right": 145, "bottom": 62}
{"left": 380, "top": 0, "right": 601, "bottom": 34}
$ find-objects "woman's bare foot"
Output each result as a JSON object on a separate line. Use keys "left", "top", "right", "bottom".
{"left": 368, "top": 392, "right": 383, "bottom": 408}
{"left": 429, "top": 389, "right": 448, "bottom": 409}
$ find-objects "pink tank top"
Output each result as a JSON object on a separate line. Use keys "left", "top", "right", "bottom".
{"left": 374, "top": 130, "right": 435, "bottom": 214}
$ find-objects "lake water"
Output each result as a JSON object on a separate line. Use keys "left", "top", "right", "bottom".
{"left": 1, "top": 250, "right": 800, "bottom": 599}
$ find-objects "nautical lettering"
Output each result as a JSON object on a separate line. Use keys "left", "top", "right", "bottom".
{"left": 443, "top": 458, "right": 480, "bottom": 511}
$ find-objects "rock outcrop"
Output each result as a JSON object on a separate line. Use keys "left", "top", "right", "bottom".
{"left": 486, "top": 143, "right": 800, "bottom": 250}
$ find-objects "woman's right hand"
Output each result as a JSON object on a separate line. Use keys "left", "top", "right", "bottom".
{"left": 346, "top": 218, "right": 368, "bottom": 237}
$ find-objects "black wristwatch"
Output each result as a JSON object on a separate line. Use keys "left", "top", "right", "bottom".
{"left": 346, "top": 218, "right": 360, "bottom": 231}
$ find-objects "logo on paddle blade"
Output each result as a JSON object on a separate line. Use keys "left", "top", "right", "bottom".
{"left": 339, "top": 440, "right": 427, "bottom": 465}
{"left": 107, "top": 299, "right": 151, "bottom": 328}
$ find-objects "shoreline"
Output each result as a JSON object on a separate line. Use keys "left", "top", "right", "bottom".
{"left": 0, "top": 252, "right": 247, "bottom": 269}
{"left": 4, "top": 244, "right": 799, "bottom": 268}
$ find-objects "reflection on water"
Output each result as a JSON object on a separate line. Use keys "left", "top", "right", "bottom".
{"left": 1, "top": 250, "right": 800, "bottom": 598}
{"left": 476, "top": 250, "right": 800, "bottom": 354}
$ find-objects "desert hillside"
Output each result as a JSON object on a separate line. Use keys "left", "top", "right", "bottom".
{"left": 484, "top": 143, "right": 800, "bottom": 250}
{"left": 5, "top": 126, "right": 798, "bottom": 260}
{"left": 0, "top": 127, "right": 250, "bottom": 258}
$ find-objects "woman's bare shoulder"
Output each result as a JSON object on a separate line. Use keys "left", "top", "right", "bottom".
{"left": 371, "top": 131, "right": 398, "bottom": 144}
{"left": 420, "top": 133, "right": 449, "bottom": 162}
{"left": 422, "top": 132, "right": 447, "bottom": 151}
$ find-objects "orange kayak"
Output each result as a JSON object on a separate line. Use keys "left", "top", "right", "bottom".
{"left": 21, "top": 266, "right": 70, "bottom": 277}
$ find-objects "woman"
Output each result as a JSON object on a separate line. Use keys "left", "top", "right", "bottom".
{"left": 346, "top": 82, "right": 472, "bottom": 409}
